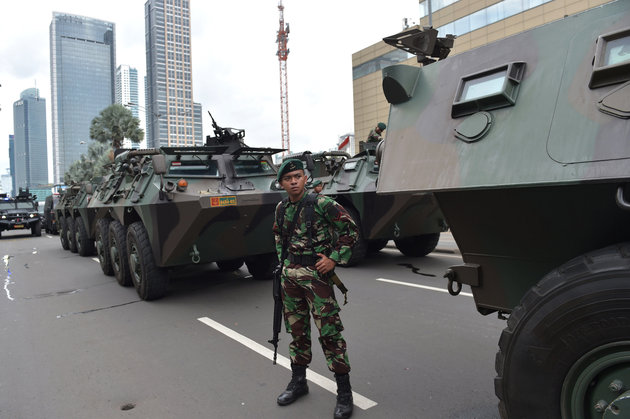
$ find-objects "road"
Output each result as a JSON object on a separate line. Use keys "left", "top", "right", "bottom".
{"left": 0, "top": 230, "right": 505, "bottom": 419}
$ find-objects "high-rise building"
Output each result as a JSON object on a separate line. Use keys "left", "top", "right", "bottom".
{"left": 12, "top": 88, "right": 48, "bottom": 191}
{"left": 115, "top": 64, "right": 143, "bottom": 148}
{"left": 8, "top": 135, "right": 15, "bottom": 196}
{"left": 50, "top": 12, "right": 116, "bottom": 183}
{"left": 145, "top": 0, "right": 202, "bottom": 148}
{"left": 352, "top": 0, "right": 612, "bottom": 154}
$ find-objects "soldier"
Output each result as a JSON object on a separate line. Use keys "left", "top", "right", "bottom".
{"left": 273, "top": 159, "right": 359, "bottom": 419}
{"left": 366, "top": 122, "right": 386, "bottom": 142}
{"left": 311, "top": 179, "right": 324, "bottom": 194}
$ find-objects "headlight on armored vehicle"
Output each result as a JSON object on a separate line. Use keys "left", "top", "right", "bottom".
{"left": 1, "top": 215, "right": 6, "bottom": 219}
{"left": 29, "top": 213, "right": 37, "bottom": 218}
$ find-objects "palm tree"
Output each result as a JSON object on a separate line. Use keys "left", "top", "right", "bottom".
{"left": 89, "top": 104, "right": 144, "bottom": 150}
{"left": 64, "top": 142, "right": 112, "bottom": 183}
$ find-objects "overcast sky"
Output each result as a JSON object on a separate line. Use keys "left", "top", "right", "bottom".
{"left": 0, "top": 0, "right": 420, "bottom": 183}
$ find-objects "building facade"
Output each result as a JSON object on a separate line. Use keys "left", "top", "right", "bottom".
{"left": 12, "top": 88, "right": 48, "bottom": 191}
{"left": 8, "top": 135, "right": 15, "bottom": 196}
{"left": 145, "top": 0, "right": 202, "bottom": 148}
{"left": 352, "top": 0, "right": 613, "bottom": 154}
{"left": 115, "top": 64, "right": 144, "bottom": 148}
{"left": 50, "top": 12, "right": 116, "bottom": 183}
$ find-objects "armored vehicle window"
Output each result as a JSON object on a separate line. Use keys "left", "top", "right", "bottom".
{"left": 233, "top": 156, "right": 275, "bottom": 177}
{"left": 0, "top": 202, "right": 13, "bottom": 210}
{"left": 589, "top": 28, "right": 630, "bottom": 88}
{"left": 452, "top": 62, "right": 525, "bottom": 118}
{"left": 16, "top": 202, "right": 35, "bottom": 210}
{"left": 343, "top": 161, "right": 359, "bottom": 171}
{"left": 167, "top": 160, "right": 220, "bottom": 177}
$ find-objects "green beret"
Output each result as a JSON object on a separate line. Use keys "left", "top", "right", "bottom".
{"left": 277, "top": 159, "right": 304, "bottom": 182}
{"left": 312, "top": 180, "right": 322, "bottom": 187}
{"left": 377, "top": 122, "right": 387, "bottom": 130}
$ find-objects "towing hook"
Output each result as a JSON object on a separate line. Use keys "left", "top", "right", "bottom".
{"left": 444, "top": 269, "right": 462, "bottom": 296}
{"left": 190, "top": 244, "right": 201, "bottom": 264}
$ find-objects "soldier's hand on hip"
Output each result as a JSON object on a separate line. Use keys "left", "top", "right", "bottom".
{"left": 315, "top": 253, "right": 336, "bottom": 275}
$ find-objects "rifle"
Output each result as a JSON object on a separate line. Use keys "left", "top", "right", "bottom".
{"left": 269, "top": 198, "right": 306, "bottom": 365}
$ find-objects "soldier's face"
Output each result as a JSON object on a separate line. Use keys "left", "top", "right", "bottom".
{"left": 280, "top": 169, "right": 307, "bottom": 200}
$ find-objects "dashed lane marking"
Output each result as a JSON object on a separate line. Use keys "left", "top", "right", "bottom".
{"left": 197, "top": 316, "right": 378, "bottom": 410}
{"left": 376, "top": 278, "right": 473, "bottom": 297}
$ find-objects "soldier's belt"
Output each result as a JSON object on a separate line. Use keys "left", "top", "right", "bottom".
{"left": 288, "top": 253, "right": 319, "bottom": 266}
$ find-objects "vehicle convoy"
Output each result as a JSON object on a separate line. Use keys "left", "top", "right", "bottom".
{"left": 0, "top": 189, "right": 41, "bottom": 238}
{"left": 54, "top": 184, "right": 84, "bottom": 251}
{"left": 83, "top": 116, "right": 285, "bottom": 300}
{"left": 377, "top": 2, "right": 630, "bottom": 417}
{"left": 285, "top": 145, "right": 447, "bottom": 265}
{"left": 55, "top": 180, "right": 103, "bottom": 256}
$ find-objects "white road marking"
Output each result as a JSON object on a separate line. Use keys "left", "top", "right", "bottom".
{"left": 197, "top": 316, "right": 378, "bottom": 410}
{"left": 91, "top": 257, "right": 99, "bottom": 263}
{"left": 3, "top": 255, "right": 14, "bottom": 301}
{"left": 432, "top": 252, "right": 462, "bottom": 258}
{"left": 376, "top": 278, "right": 473, "bottom": 297}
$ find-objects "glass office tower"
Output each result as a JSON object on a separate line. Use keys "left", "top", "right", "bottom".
{"left": 12, "top": 88, "right": 48, "bottom": 190}
{"left": 145, "top": 0, "right": 202, "bottom": 147}
{"left": 50, "top": 12, "right": 115, "bottom": 183}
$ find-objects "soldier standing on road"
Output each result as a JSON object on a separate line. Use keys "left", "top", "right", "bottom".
{"left": 311, "top": 179, "right": 324, "bottom": 194}
{"left": 366, "top": 122, "right": 386, "bottom": 142}
{"left": 273, "top": 159, "right": 359, "bottom": 419}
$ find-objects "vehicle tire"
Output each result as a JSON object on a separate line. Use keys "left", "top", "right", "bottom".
{"left": 74, "top": 216, "right": 94, "bottom": 257}
{"left": 367, "top": 239, "right": 388, "bottom": 253}
{"left": 495, "top": 243, "right": 630, "bottom": 419}
{"left": 109, "top": 220, "right": 132, "bottom": 287}
{"left": 216, "top": 259, "right": 244, "bottom": 272}
{"left": 66, "top": 217, "right": 78, "bottom": 253}
{"left": 127, "top": 221, "right": 168, "bottom": 301}
{"left": 245, "top": 254, "right": 277, "bottom": 280}
{"left": 95, "top": 218, "right": 114, "bottom": 276}
{"left": 394, "top": 232, "right": 440, "bottom": 257}
{"left": 344, "top": 207, "right": 367, "bottom": 267}
{"left": 59, "top": 216, "right": 69, "bottom": 250}
{"left": 31, "top": 220, "right": 42, "bottom": 237}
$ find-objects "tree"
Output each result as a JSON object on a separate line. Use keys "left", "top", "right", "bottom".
{"left": 89, "top": 104, "right": 144, "bottom": 150}
{"left": 64, "top": 142, "right": 113, "bottom": 184}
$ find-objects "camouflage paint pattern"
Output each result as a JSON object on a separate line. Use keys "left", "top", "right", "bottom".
{"left": 378, "top": 1, "right": 630, "bottom": 313}
{"left": 85, "top": 128, "right": 286, "bottom": 268}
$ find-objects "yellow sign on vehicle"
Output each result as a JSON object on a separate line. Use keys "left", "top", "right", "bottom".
{"left": 14, "top": 224, "right": 24, "bottom": 229}
{"left": 210, "top": 196, "right": 237, "bottom": 207}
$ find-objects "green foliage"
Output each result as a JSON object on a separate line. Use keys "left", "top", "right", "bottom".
{"left": 64, "top": 142, "right": 113, "bottom": 184}
{"left": 89, "top": 104, "right": 144, "bottom": 149}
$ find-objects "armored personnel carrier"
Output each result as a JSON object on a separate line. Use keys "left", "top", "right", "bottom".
{"left": 87, "top": 115, "right": 285, "bottom": 300}
{"left": 285, "top": 145, "right": 447, "bottom": 265}
{"left": 378, "top": 2, "right": 630, "bottom": 417}
{"left": 55, "top": 180, "right": 102, "bottom": 256}
{"left": 42, "top": 193, "right": 60, "bottom": 234}
{"left": 54, "top": 184, "right": 82, "bottom": 251}
{"left": 0, "top": 189, "right": 41, "bottom": 238}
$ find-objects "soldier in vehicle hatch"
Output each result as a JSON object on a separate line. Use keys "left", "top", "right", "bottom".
{"left": 272, "top": 159, "right": 359, "bottom": 419}
{"left": 366, "top": 122, "right": 386, "bottom": 142}
{"left": 311, "top": 179, "right": 324, "bottom": 194}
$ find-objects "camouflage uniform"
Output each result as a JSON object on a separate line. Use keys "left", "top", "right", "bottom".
{"left": 366, "top": 128, "right": 382, "bottom": 143}
{"left": 273, "top": 191, "right": 358, "bottom": 374}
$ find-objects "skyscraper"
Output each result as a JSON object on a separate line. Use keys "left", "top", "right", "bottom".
{"left": 145, "top": 0, "right": 202, "bottom": 148}
{"left": 8, "top": 135, "right": 15, "bottom": 196}
{"left": 12, "top": 88, "right": 48, "bottom": 191}
{"left": 115, "top": 64, "right": 143, "bottom": 148}
{"left": 50, "top": 12, "right": 116, "bottom": 183}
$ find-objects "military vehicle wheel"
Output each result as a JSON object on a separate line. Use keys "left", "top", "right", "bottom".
{"left": 394, "top": 232, "right": 440, "bottom": 257}
{"left": 367, "top": 239, "right": 388, "bottom": 253}
{"left": 74, "top": 216, "right": 94, "bottom": 256}
{"left": 495, "top": 244, "right": 630, "bottom": 419}
{"left": 127, "top": 221, "right": 168, "bottom": 300}
{"left": 245, "top": 254, "right": 276, "bottom": 280}
{"left": 95, "top": 218, "right": 114, "bottom": 276}
{"left": 216, "top": 259, "right": 244, "bottom": 272}
{"left": 31, "top": 220, "right": 42, "bottom": 237}
{"left": 109, "top": 221, "right": 132, "bottom": 287}
{"left": 59, "top": 216, "right": 70, "bottom": 250}
{"left": 66, "top": 217, "right": 78, "bottom": 253}
{"left": 345, "top": 207, "right": 367, "bottom": 266}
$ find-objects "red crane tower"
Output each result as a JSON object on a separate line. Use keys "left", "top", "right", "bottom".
{"left": 276, "top": 0, "right": 290, "bottom": 156}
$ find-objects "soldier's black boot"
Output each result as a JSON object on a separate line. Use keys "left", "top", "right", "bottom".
{"left": 277, "top": 363, "right": 309, "bottom": 406}
{"left": 334, "top": 373, "right": 353, "bottom": 418}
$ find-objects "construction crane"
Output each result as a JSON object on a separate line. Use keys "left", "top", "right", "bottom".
{"left": 276, "top": 0, "right": 290, "bottom": 156}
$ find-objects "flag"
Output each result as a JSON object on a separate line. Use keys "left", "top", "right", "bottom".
{"left": 338, "top": 135, "right": 349, "bottom": 150}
